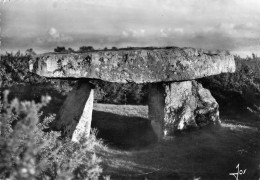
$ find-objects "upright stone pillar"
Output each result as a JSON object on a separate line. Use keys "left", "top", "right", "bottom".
{"left": 148, "top": 80, "right": 220, "bottom": 140}
{"left": 148, "top": 83, "right": 165, "bottom": 140}
{"left": 71, "top": 88, "right": 94, "bottom": 142}
{"left": 55, "top": 81, "right": 94, "bottom": 142}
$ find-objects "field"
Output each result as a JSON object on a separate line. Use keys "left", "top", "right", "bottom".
{"left": 93, "top": 104, "right": 260, "bottom": 180}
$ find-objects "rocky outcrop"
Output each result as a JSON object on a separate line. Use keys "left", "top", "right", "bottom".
{"left": 30, "top": 47, "right": 235, "bottom": 83}
{"left": 149, "top": 80, "right": 220, "bottom": 139}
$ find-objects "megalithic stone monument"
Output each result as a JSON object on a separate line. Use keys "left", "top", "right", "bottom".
{"left": 30, "top": 47, "right": 236, "bottom": 142}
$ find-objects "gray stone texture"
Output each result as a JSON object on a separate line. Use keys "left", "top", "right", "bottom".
{"left": 148, "top": 83, "right": 165, "bottom": 139}
{"left": 149, "top": 80, "right": 220, "bottom": 139}
{"left": 30, "top": 47, "right": 235, "bottom": 83}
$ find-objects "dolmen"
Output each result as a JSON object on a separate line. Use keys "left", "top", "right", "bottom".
{"left": 29, "top": 47, "right": 236, "bottom": 142}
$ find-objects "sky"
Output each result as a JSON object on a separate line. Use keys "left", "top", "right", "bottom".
{"left": 1, "top": 0, "right": 260, "bottom": 57}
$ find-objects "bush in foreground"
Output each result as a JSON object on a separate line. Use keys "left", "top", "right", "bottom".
{"left": 0, "top": 90, "right": 105, "bottom": 180}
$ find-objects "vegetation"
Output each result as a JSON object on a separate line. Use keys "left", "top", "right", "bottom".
{"left": 78, "top": 46, "right": 94, "bottom": 52}
{"left": 53, "top": 47, "right": 76, "bottom": 53}
{"left": 54, "top": 46, "right": 67, "bottom": 53}
{"left": 0, "top": 89, "right": 105, "bottom": 180}
{"left": 198, "top": 54, "right": 260, "bottom": 118}
{"left": 92, "top": 81, "right": 148, "bottom": 104}
{"left": 0, "top": 51, "right": 47, "bottom": 87}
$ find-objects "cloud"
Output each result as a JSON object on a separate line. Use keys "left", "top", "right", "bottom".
{"left": 174, "top": 28, "right": 184, "bottom": 34}
{"left": 122, "top": 29, "right": 146, "bottom": 38}
{"left": 2, "top": 0, "right": 10, "bottom": 4}
{"left": 36, "top": 37, "right": 44, "bottom": 44}
{"left": 160, "top": 29, "right": 168, "bottom": 37}
{"left": 159, "top": 28, "right": 184, "bottom": 37}
{"left": 199, "top": 22, "right": 260, "bottom": 41}
{"left": 48, "top": 27, "right": 60, "bottom": 39}
{"left": 47, "top": 27, "right": 73, "bottom": 42}
{"left": 35, "top": 27, "right": 73, "bottom": 44}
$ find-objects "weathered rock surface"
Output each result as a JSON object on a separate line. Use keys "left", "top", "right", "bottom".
{"left": 149, "top": 80, "right": 220, "bottom": 139}
{"left": 54, "top": 81, "right": 94, "bottom": 141}
{"left": 148, "top": 83, "right": 165, "bottom": 138}
{"left": 30, "top": 47, "right": 235, "bottom": 83}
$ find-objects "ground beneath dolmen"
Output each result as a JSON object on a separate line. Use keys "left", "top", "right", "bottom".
{"left": 5, "top": 84, "right": 260, "bottom": 180}
{"left": 93, "top": 104, "right": 260, "bottom": 180}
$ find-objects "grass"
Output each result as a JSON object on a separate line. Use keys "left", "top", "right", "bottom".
{"left": 93, "top": 104, "right": 260, "bottom": 180}
{"left": 94, "top": 103, "right": 148, "bottom": 118}
{"left": 92, "top": 104, "right": 155, "bottom": 148}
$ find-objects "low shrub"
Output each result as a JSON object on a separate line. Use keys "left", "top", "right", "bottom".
{"left": 0, "top": 90, "right": 104, "bottom": 180}
{"left": 92, "top": 80, "right": 148, "bottom": 105}
{"left": 199, "top": 55, "right": 260, "bottom": 116}
{"left": 0, "top": 52, "right": 48, "bottom": 87}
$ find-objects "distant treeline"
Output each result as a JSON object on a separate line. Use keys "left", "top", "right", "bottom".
{"left": 52, "top": 45, "right": 183, "bottom": 53}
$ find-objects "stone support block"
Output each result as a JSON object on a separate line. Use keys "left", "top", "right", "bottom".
{"left": 148, "top": 80, "right": 220, "bottom": 140}
{"left": 55, "top": 81, "right": 94, "bottom": 142}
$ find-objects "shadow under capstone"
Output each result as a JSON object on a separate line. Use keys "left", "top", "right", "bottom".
{"left": 92, "top": 110, "right": 157, "bottom": 149}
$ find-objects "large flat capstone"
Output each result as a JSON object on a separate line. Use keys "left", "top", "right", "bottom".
{"left": 30, "top": 47, "right": 235, "bottom": 83}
